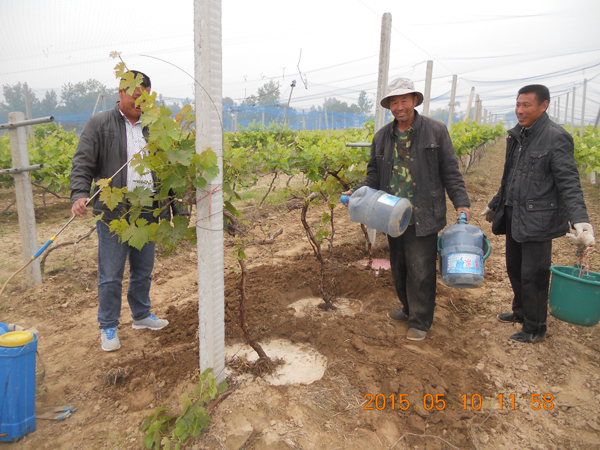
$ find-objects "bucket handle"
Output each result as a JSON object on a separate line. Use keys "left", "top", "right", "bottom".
{"left": 437, "top": 234, "right": 492, "bottom": 260}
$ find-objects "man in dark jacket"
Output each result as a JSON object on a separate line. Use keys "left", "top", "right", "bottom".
{"left": 482, "top": 84, "right": 594, "bottom": 343}
{"left": 71, "top": 71, "right": 183, "bottom": 352}
{"left": 344, "top": 78, "right": 470, "bottom": 341}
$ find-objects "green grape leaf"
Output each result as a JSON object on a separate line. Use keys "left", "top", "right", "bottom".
{"left": 165, "top": 148, "right": 193, "bottom": 165}
{"left": 126, "top": 186, "right": 155, "bottom": 208}
{"left": 99, "top": 186, "right": 126, "bottom": 211}
{"left": 121, "top": 218, "right": 157, "bottom": 250}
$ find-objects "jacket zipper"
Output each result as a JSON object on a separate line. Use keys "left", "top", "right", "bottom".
{"left": 505, "top": 132, "right": 523, "bottom": 204}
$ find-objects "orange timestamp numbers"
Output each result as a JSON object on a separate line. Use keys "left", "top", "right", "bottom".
{"left": 363, "top": 393, "right": 555, "bottom": 411}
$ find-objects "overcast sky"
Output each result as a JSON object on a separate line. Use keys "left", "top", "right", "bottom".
{"left": 2, "top": 0, "right": 600, "bottom": 123}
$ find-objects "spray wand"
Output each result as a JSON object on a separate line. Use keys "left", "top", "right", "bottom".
{"left": 0, "top": 155, "right": 135, "bottom": 300}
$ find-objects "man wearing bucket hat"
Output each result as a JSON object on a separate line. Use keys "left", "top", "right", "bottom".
{"left": 344, "top": 78, "right": 470, "bottom": 341}
{"left": 482, "top": 84, "right": 594, "bottom": 343}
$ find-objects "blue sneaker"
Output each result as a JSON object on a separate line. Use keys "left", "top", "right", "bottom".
{"left": 132, "top": 313, "right": 169, "bottom": 330}
{"left": 101, "top": 327, "right": 121, "bottom": 352}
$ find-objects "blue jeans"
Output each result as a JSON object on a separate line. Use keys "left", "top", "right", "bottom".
{"left": 96, "top": 219, "right": 156, "bottom": 329}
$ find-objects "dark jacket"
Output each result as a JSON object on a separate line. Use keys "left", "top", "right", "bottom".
{"left": 488, "top": 112, "right": 589, "bottom": 242}
{"left": 70, "top": 104, "right": 185, "bottom": 222}
{"left": 360, "top": 111, "right": 470, "bottom": 236}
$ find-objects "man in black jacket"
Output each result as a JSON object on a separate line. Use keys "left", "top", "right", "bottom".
{"left": 482, "top": 84, "right": 594, "bottom": 343}
{"left": 71, "top": 71, "right": 181, "bottom": 352}
{"left": 344, "top": 78, "right": 470, "bottom": 341}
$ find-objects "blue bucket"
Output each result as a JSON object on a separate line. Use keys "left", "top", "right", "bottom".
{"left": 0, "top": 332, "right": 37, "bottom": 441}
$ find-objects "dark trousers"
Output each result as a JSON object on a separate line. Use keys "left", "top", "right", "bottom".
{"left": 388, "top": 225, "right": 438, "bottom": 332}
{"left": 505, "top": 207, "right": 552, "bottom": 334}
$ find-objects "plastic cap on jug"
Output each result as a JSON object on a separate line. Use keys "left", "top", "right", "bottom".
{"left": 0, "top": 330, "right": 34, "bottom": 347}
{"left": 340, "top": 194, "right": 350, "bottom": 205}
{"left": 458, "top": 212, "right": 468, "bottom": 223}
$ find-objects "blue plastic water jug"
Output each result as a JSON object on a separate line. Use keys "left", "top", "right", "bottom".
{"left": 341, "top": 186, "right": 412, "bottom": 237}
{"left": 438, "top": 213, "right": 491, "bottom": 288}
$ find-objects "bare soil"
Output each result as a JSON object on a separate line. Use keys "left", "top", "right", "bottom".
{"left": 1, "top": 140, "right": 600, "bottom": 450}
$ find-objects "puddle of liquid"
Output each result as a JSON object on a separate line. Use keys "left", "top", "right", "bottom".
{"left": 225, "top": 339, "right": 327, "bottom": 385}
{"left": 288, "top": 297, "right": 363, "bottom": 317}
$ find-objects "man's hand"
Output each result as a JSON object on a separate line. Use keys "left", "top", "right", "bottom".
{"left": 341, "top": 190, "right": 353, "bottom": 207}
{"left": 574, "top": 222, "right": 594, "bottom": 235}
{"left": 456, "top": 207, "right": 470, "bottom": 222}
{"left": 481, "top": 207, "right": 494, "bottom": 223}
{"left": 573, "top": 222, "right": 595, "bottom": 246}
{"left": 71, "top": 197, "right": 90, "bottom": 217}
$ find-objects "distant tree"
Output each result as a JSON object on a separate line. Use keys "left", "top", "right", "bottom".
{"left": 323, "top": 97, "right": 360, "bottom": 114}
{"left": 0, "top": 82, "right": 63, "bottom": 122}
{"left": 243, "top": 80, "right": 280, "bottom": 107}
{"left": 59, "top": 79, "right": 118, "bottom": 112}
{"left": 0, "top": 82, "right": 39, "bottom": 120}
{"left": 222, "top": 96, "right": 235, "bottom": 106}
{"left": 39, "top": 90, "right": 59, "bottom": 117}
{"left": 428, "top": 101, "right": 462, "bottom": 123}
{"left": 357, "top": 91, "right": 374, "bottom": 114}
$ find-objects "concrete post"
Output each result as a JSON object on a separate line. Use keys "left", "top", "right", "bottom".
{"left": 194, "top": 0, "right": 225, "bottom": 383}
{"left": 92, "top": 92, "right": 102, "bottom": 115}
{"left": 594, "top": 106, "right": 600, "bottom": 130}
{"left": 374, "top": 13, "right": 392, "bottom": 133}
{"left": 447, "top": 75, "right": 457, "bottom": 128}
{"left": 571, "top": 87, "right": 576, "bottom": 133}
{"left": 422, "top": 60, "right": 433, "bottom": 117}
{"left": 564, "top": 92, "right": 569, "bottom": 126}
{"left": 464, "top": 87, "right": 475, "bottom": 121}
{"left": 8, "top": 112, "right": 42, "bottom": 286}
{"left": 580, "top": 78, "right": 587, "bottom": 139}
{"left": 557, "top": 98, "right": 561, "bottom": 125}
{"left": 22, "top": 83, "right": 35, "bottom": 144}
{"left": 372, "top": 12, "right": 392, "bottom": 248}
{"left": 474, "top": 95, "right": 481, "bottom": 123}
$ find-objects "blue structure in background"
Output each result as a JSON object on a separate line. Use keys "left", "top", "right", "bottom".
{"left": 36, "top": 104, "right": 373, "bottom": 134}
{"left": 222, "top": 104, "right": 373, "bottom": 132}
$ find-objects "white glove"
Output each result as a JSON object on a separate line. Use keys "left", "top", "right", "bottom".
{"left": 481, "top": 207, "right": 494, "bottom": 223}
{"left": 571, "top": 223, "right": 595, "bottom": 247}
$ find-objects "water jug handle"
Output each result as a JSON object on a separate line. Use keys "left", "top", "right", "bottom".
{"left": 483, "top": 234, "right": 492, "bottom": 260}
{"left": 458, "top": 212, "right": 468, "bottom": 223}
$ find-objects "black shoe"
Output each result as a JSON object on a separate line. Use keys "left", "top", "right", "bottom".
{"left": 497, "top": 313, "right": 524, "bottom": 323}
{"left": 388, "top": 310, "right": 408, "bottom": 321}
{"left": 510, "top": 330, "right": 546, "bottom": 343}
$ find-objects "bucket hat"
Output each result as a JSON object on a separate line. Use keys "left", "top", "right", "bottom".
{"left": 380, "top": 77, "right": 424, "bottom": 109}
